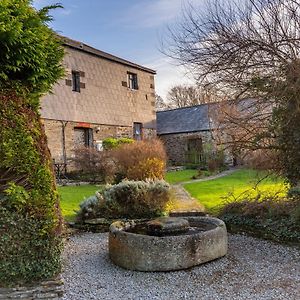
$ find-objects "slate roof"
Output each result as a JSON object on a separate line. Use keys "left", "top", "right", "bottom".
{"left": 156, "top": 104, "right": 213, "bottom": 135}
{"left": 156, "top": 98, "right": 271, "bottom": 135}
{"left": 61, "top": 36, "right": 156, "bottom": 74}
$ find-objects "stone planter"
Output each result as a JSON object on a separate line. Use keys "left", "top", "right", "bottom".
{"left": 109, "top": 216, "right": 228, "bottom": 271}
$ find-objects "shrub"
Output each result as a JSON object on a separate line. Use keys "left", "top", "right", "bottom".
{"left": 112, "top": 139, "right": 167, "bottom": 181}
{"left": 76, "top": 180, "right": 171, "bottom": 221}
{"left": 0, "top": 206, "right": 62, "bottom": 286}
{"left": 71, "top": 147, "right": 115, "bottom": 183}
{"left": 207, "top": 150, "right": 226, "bottom": 172}
{"left": 0, "top": 1, "right": 64, "bottom": 286}
{"left": 219, "top": 193, "right": 300, "bottom": 243}
{"left": 287, "top": 186, "right": 300, "bottom": 198}
{"left": 102, "top": 137, "right": 134, "bottom": 150}
{"left": 243, "top": 149, "right": 279, "bottom": 171}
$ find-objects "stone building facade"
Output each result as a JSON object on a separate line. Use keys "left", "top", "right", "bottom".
{"left": 158, "top": 131, "right": 213, "bottom": 165}
{"left": 157, "top": 105, "right": 215, "bottom": 165}
{"left": 41, "top": 37, "right": 156, "bottom": 166}
{"left": 156, "top": 104, "right": 235, "bottom": 166}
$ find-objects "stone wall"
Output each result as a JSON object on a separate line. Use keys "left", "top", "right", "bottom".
{"left": 159, "top": 131, "right": 213, "bottom": 165}
{"left": 0, "top": 277, "right": 63, "bottom": 299}
{"left": 43, "top": 119, "right": 156, "bottom": 164}
{"left": 41, "top": 46, "right": 156, "bottom": 129}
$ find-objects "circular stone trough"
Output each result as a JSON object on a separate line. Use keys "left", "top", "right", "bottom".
{"left": 109, "top": 216, "right": 228, "bottom": 271}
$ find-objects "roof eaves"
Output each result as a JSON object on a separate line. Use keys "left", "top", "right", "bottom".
{"left": 61, "top": 36, "right": 156, "bottom": 75}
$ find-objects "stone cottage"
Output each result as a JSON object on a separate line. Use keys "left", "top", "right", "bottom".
{"left": 41, "top": 36, "right": 156, "bottom": 167}
{"left": 157, "top": 99, "right": 268, "bottom": 166}
{"left": 156, "top": 104, "right": 216, "bottom": 166}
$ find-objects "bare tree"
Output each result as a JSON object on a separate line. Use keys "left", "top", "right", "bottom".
{"left": 155, "top": 93, "right": 170, "bottom": 111}
{"left": 166, "top": 84, "right": 218, "bottom": 108}
{"left": 167, "top": 0, "right": 300, "bottom": 185}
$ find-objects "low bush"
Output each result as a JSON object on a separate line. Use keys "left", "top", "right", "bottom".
{"left": 207, "top": 150, "right": 226, "bottom": 173}
{"left": 112, "top": 139, "right": 167, "bottom": 181}
{"left": 102, "top": 137, "right": 134, "bottom": 150}
{"left": 219, "top": 193, "right": 300, "bottom": 243}
{"left": 71, "top": 147, "right": 116, "bottom": 183}
{"left": 287, "top": 186, "right": 300, "bottom": 198}
{"left": 76, "top": 180, "right": 171, "bottom": 221}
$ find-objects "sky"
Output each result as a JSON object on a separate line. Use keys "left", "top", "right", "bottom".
{"left": 32, "top": 0, "right": 204, "bottom": 100}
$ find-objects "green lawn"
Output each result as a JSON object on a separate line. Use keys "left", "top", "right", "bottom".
{"left": 165, "top": 169, "right": 199, "bottom": 184}
{"left": 58, "top": 185, "right": 102, "bottom": 221}
{"left": 184, "top": 169, "right": 287, "bottom": 213}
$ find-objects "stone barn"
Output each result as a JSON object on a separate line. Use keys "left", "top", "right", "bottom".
{"left": 41, "top": 36, "right": 157, "bottom": 170}
{"left": 156, "top": 104, "right": 216, "bottom": 166}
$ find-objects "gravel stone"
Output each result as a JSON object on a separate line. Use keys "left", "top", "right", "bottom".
{"left": 62, "top": 233, "right": 300, "bottom": 300}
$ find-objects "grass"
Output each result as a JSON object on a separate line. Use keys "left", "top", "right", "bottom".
{"left": 165, "top": 169, "right": 200, "bottom": 184}
{"left": 184, "top": 169, "right": 287, "bottom": 213}
{"left": 58, "top": 185, "right": 102, "bottom": 221}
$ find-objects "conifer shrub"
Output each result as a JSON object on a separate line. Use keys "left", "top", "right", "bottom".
{"left": 0, "top": 1, "right": 64, "bottom": 286}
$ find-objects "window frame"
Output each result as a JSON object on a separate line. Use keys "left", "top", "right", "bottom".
{"left": 127, "top": 72, "right": 138, "bottom": 90}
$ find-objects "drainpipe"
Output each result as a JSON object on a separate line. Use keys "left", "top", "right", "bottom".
{"left": 60, "top": 121, "right": 68, "bottom": 169}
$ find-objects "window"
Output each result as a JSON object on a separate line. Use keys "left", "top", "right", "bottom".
{"left": 133, "top": 122, "right": 143, "bottom": 140}
{"left": 72, "top": 71, "right": 81, "bottom": 92}
{"left": 128, "top": 72, "right": 138, "bottom": 90}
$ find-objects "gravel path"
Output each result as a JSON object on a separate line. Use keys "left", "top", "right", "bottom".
{"left": 62, "top": 233, "right": 300, "bottom": 300}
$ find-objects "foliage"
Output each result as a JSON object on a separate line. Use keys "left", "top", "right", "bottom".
{"left": 76, "top": 180, "right": 171, "bottom": 221}
{"left": 166, "top": 0, "right": 300, "bottom": 186}
{"left": 271, "top": 63, "right": 300, "bottom": 186}
{"left": 0, "top": 0, "right": 64, "bottom": 97}
{"left": 219, "top": 193, "right": 300, "bottom": 243}
{"left": 112, "top": 139, "right": 167, "bottom": 181}
{"left": 184, "top": 169, "right": 287, "bottom": 213}
{"left": 0, "top": 206, "right": 62, "bottom": 286}
{"left": 126, "top": 158, "right": 165, "bottom": 181}
{"left": 71, "top": 146, "right": 116, "bottom": 183}
{"left": 0, "top": 1, "right": 64, "bottom": 285}
{"left": 102, "top": 137, "right": 134, "bottom": 150}
{"left": 287, "top": 186, "right": 300, "bottom": 198}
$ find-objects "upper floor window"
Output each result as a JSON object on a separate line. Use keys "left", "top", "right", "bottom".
{"left": 72, "top": 71, "right": 81, "bottom": 92}
{"left": 128, "top": 72, "right": 138, "bottom": 90}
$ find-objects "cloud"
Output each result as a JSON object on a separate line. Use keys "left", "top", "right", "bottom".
{"left": 143, "top": 56, "right": 195, "bottom": 100}
{"left": 121, "top": 0, "right": 203, "bottom": 28}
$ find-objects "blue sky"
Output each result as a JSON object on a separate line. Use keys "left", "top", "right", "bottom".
{"left": 32, "top": 0, "right": 203, "bottom": 99}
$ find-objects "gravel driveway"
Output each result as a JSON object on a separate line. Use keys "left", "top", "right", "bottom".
{"left": 62, "top": 233, "right": 300, "bottom": 300}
